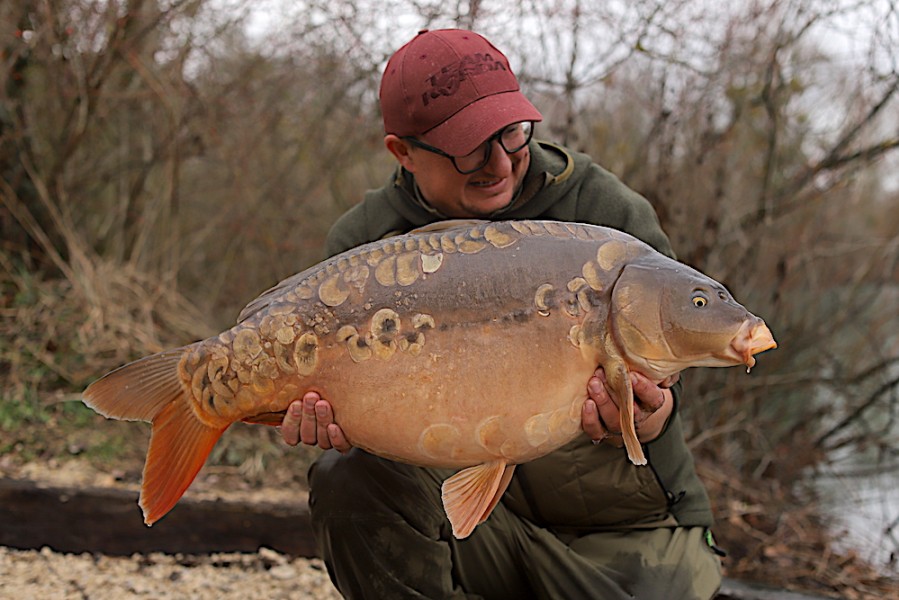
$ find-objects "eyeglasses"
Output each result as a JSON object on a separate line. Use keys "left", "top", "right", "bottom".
{"left": 403, "top": 121, "right": 535, "bottom": 175}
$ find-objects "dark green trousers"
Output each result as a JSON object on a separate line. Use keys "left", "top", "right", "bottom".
{"left": 308, "top": 449, "right": 722, "bottom": 599}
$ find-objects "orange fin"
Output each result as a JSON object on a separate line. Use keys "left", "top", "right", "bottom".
{"left": 619, "top": 385, "right": 645, "bottom": 466}
{"left": 141, "top": 399, "right": 225, "bottom": 525}
{"left": 605, "top": 363, "right": 646, "bottom": 465}
{"left": 241, "top": 410, "right": 288, "bottom": 426}
{"left": 82, "top": 349, "right": 187, "bottom": 421}
{"left": 82, "top": 346, "right": 226, "bottom": 525}
{"left": 441, "top": 460, "right": 515, "bottom": 539}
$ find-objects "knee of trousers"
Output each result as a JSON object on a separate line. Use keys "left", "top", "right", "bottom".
{"left": 308, "top": 449, "right": 366, "bottom": 515}
{"left": 308, "top": 449, "right": 444, "bottom": 517}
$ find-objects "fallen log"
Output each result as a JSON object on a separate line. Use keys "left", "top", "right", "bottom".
{"left": 0, "top": 477, "right": 315, "bottom": 557}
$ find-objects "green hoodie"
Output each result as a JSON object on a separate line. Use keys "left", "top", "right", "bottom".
{"left": 322, "top": 140, "right": 713, "bottom": 530}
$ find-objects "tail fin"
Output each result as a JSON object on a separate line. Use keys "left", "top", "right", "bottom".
{"left": 82, "top": 347, "right": 227, "bottom": 525}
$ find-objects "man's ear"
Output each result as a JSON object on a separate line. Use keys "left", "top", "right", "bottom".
{"left": 385, "top": 135, "right": 416, "bottom": 172}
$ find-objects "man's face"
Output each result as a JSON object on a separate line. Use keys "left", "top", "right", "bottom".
{"left": 386, "top": 133, "right": 531, "bottom": 219}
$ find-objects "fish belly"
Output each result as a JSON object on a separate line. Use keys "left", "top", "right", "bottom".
{"left": 309, "top": 311, "right": 595, "bottom": 468}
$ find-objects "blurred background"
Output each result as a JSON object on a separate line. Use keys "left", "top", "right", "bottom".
{"left": 1, "top": 0, "right": 897, "bottom": 596}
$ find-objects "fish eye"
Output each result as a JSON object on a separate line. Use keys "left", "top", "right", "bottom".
{"left": 692, "top": 292, "right": 709, "bottom": 308}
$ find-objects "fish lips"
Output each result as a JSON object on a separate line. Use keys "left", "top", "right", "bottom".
{"left": 727, "top": 319, "right": 777, "bottom": 369}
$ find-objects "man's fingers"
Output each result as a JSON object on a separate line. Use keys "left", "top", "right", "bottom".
{"left": 630, "top": 373, "right": 666, "bottom": 413}
{"left": 280, "top": 400, "right": 303, "bottom": 446}
{"left": 582, "top": 399, "right": 606, "bottom": 442}
{"left": 589, "top": 375, "right": 623, "bottom": 434}
{"left": 299, "top": 392, "right": 320, "bottom": 445}
{"left": 658, "top": 372, "right": 681, "bottom": 389}
{"left": 586, "top": 369, "right": 673, "bottom": 446}
{"left": 584, "top": 398, "right": 624, "bottom": 448}
{"left": 315, "top": 400, "right": 334, "bottom": 450}
{"left": 279, "top": 391, "right": 351, "bottom": 451}
{"left": 326, "top": 424, "right": 351, "bottom": 454}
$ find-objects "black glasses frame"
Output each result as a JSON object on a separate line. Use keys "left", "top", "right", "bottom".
{"left": 403, "top": 121, "right": 535, "bottom": 175}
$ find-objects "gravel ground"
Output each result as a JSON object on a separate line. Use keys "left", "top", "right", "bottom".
{"left": 0, "top": 545, "right": 342, "bottom": 599}
{"left": 1, "top": 452, "right": 345, "bottom": 599}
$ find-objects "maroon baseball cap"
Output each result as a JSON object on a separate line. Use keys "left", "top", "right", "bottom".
{"left": 380, "top": 29, "right": 543, "bottom": 157}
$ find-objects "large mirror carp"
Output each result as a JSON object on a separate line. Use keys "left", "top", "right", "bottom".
{"left": 83, "top": 220, "right": 776, "bottom": 538}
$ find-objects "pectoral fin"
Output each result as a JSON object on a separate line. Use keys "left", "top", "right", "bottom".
{"left": 579, "top": 311, "right": 646, "bottom": 466}
{"left": 604, "top": 362, "right": 646, "bottom": 465}
{"left": 441, "top": 460, "right": 516, "bottom": 539}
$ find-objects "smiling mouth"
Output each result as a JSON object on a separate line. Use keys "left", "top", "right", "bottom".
{"left": 470, "top": 178, "right": 503, "bottom": 188}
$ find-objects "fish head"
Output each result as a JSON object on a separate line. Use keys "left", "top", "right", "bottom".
{"left": 610, "top": 260, "right": 777, "bottom": 380}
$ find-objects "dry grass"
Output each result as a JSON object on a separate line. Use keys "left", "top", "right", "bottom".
{"left": 1, "top": 253, "right": 211, "bottom": 395}
{"left": 0, "top": 249, "right": 321, "bottom": 478}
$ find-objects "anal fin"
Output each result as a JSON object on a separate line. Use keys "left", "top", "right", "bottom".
{"left": 441, "top": 460, "right": 516, "bottom": 539}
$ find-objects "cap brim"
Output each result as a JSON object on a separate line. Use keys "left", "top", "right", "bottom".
{"left": 420, "top": 90, "right": 543, "bottom": 157}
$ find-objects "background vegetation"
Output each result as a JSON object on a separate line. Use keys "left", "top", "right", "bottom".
{"left": 2, "top": 0, "right": 897, "bottom": 596}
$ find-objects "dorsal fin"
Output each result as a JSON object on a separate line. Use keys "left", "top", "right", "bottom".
{"left": 239, "top": 220, "right": 491, "bottom": 323}
{"left": 409, "top": 219, "right": 488, "bottom": 234}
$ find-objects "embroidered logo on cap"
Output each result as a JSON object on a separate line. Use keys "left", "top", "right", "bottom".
{"left": 421, "top": 53, "right": 507, "bottom": 106}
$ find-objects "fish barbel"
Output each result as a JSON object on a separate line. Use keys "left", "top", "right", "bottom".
{"left": 82, "top": 220, "right": 776, "bottom": 538}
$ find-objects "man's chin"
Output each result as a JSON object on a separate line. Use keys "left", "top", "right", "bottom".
{"left": 466, "top": 192, "right": 515, "bottom": 216}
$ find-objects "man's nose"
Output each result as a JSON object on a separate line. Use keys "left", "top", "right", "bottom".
{"left": 482, "top": 139, "right": 513, "bottom": 176}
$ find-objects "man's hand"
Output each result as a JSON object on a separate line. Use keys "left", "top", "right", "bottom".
{"left": 582, "top": 368, "right": 676, "bottom": 446}
{"left": 280, "top": 392, "right": 352, "bottom": 453}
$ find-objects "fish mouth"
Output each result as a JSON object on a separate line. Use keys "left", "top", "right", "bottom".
{"left": 730, "top": 319, "right": 777, "bottom": 369}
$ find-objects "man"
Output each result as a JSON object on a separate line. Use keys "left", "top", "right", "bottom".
{"left": 281, "top": 29, "right": 723, "bottom": 599}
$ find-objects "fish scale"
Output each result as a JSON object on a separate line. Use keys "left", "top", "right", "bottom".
{"left": 82, "top": 219, "right": 776, "bottom": 539}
